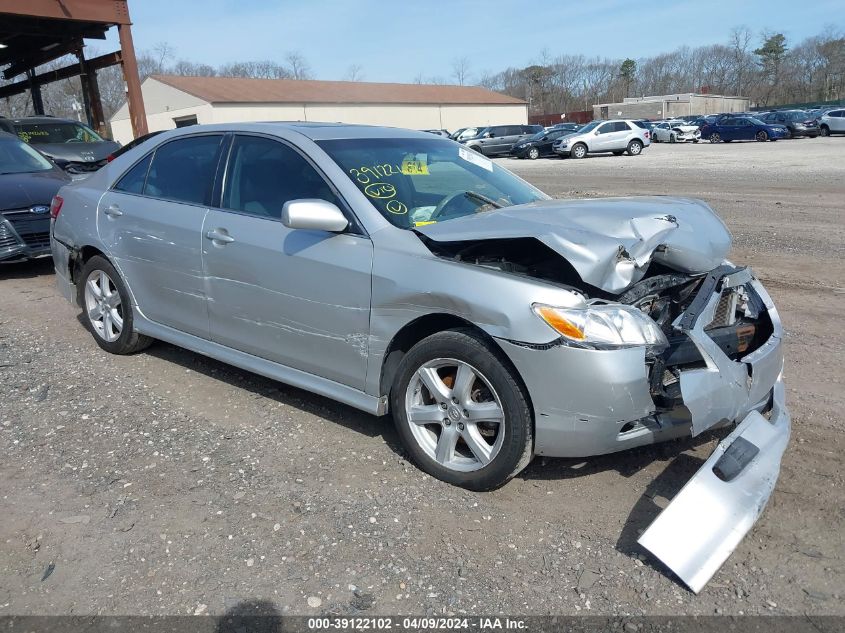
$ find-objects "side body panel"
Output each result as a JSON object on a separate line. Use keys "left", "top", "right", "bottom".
{"left": 97, "top": 189, "right": 210, "bottom": 338}
{"left": 201, "top": 208, "right": 374, "bottom": 389}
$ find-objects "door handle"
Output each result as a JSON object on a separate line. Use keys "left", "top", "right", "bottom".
{"left": 205, "top": 229, "right": 235, "bottom": 244}
{"left": 103, "top": 204, "right": 123, "bottom": 217}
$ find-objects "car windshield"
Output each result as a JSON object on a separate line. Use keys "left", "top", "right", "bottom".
{"left": 317, "top": 137, "right": 548, "bottom": 229}
{"left": 16, "top": 121, "right": 104, "bottom": 144}
{"left": 528, "top": 131, "right": 547, "bottom": 140}
{"left": 0, "top": 137, "right": 54, "bottom": 174}
{"left": 577, "top": 121, "right": 601, "bottom": 133}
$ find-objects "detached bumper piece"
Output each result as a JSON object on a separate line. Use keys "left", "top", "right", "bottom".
{"left": 639, "top": 266, "right": 791, "bottom": 593}
{"left": 639, "top": 380, "right": 790, "bottom": 593}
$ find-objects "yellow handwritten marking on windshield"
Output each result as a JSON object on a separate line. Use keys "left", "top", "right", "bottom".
{"left": 349, "top": 163, "right": 402, "bottom": 185}
{"left": 413, "top": 220, "right": 437, "bottom": 226}
{"left": 364, "top": 182, "right": 396, "bottom": 199}
{"left": 386, "top": 200, "right": 408, "bottom": 215}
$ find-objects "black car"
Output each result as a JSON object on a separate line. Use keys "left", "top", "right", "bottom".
{"left": 460, "top": 124, "right": 544, "bottom": 156}
{"left": 759, "top": 110, "right": 820, "bottom": 138}
{"left": 0, "top": 131, "right": 70, "bottom": 262}
{"left": 547, "top": 122, "right": 583, "bottom": 133}
{"left": 11, "top": 116, "right": 119, "bottom": 177}
{"left": 510, "top": 128, "right": 578, "bottom": 159}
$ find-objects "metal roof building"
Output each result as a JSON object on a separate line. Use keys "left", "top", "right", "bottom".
{"left": 110, "top": 75, "right": 528, "bottom": 143}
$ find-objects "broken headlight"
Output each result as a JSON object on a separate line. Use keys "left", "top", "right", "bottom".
{"left": 532, "top": 303, "right": 669, "bottom": 349}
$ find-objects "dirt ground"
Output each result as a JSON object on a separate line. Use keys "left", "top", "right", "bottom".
{"left": 0, "top": 137, "right": 842, "bottom": 618}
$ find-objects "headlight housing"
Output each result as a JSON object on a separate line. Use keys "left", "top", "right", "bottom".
{"left": 532, "top": 303, "right": 668, "bottom": 350}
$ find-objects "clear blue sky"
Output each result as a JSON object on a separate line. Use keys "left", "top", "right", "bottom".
{"left": 97, "top": 0, "right": 840, "bottom": 83}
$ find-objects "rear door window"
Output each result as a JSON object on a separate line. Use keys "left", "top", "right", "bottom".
{"left": 114, "top": 153, "right": 153, "bottom": 194}
{"left": 614, "top": 121, "right": 632, "bottom": 132}
{"left": 144, "top": 135, "right": 224, "bottom": 205}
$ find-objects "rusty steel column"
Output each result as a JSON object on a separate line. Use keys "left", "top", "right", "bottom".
{"left": 117, "top": 22, "right": 148, "bottom": 138}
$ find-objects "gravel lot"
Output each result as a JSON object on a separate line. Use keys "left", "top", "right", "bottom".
{"left": 1, "top": 137, "right": 843, "bottom": 618}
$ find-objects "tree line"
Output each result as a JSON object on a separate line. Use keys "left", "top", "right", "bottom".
{"left": 475, "top": 27, "right": 844, "bottom": 114}
{"left": 1, "top": 27, "right": 842, "bottom": 126}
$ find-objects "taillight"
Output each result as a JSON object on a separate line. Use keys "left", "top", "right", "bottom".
{"left": 106, "top": 154, "right": 115, "bottom": 162}
{"left": 49, "top": 195, "right": 64, "bottom": 219}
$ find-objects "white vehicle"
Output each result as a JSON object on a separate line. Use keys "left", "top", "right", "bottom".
{"left": 552, "top": 119, "right": 650, "bottom": 158}
{"left": 819, "top": 109, "right": 845, "bottom": 136}
{"left": 652, "top": 120, "right": 701, "bottom": 143}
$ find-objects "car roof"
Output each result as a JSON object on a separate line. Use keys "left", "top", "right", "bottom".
{"left": 150, "top": 121, "right": 443, "bottom": 142}
{"left": 11, "top": 115, "right": 78, "bottom": 124}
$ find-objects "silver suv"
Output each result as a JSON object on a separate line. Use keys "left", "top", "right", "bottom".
{"left": 553, "top": 119, "right": 650, "bottom": 158}
{"left": 819, "top": 109, "right": 845, "bottom": 136}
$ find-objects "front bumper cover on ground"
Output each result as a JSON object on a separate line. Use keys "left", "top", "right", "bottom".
{"left": 638, "top": 377, "right": 790, "bottom": 593}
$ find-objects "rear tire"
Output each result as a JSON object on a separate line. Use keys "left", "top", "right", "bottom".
{"left": 78, "top": 255, "right": 152, "bottom": 355}
{"left": 570, "top": 143, "right": 587, "bottom": 159}
{"left": 626, "top": 139, "right": 643, "bottom": 156}
{"left": 391, "top": 329, "right": 533, "bottom": 491}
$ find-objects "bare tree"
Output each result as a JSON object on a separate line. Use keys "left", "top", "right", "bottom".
{"left": 344, "top": 64, "right": 364, "bottom": 82}
{"left": 285, "top": 51, "right": 312, "bottom": 80}
{"left": 451, "top": 57, "right": 472, "bottom": 86}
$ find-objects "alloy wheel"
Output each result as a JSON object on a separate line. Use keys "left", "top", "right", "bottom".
{"left": 573, "top": 144, "right": 587, "bottom": 159}
{"left": 528, "top": 147, "right": 539, "bottom": 159}
{"left": 84, "top": 269, "right": 123, "bottom": 343}
{"left": 710, "top": 133, "right": 721, "bottom": 143}
{"left": 404, "top": 358, "right": 505, "bottom": 472}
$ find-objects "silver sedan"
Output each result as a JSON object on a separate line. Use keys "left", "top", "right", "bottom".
{"left": 50, "top": 123, "right": 789, "bottom": 592}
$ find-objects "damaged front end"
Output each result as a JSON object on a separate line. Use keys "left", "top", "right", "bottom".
{"left": 636, "top": 264, "right": 789, "bottom": 593}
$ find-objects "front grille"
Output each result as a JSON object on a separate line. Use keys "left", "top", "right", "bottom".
{"left": 709, "top": 288, "right": 738, "bottom": 329}
{"left": 0, "top": 221, "right": 20, "bottom": 249}
{"left": 64, "top": 160, "right": 106, "bottom": 174}
{"left": 2, "top": 210, "right": 51, "bottom": 251}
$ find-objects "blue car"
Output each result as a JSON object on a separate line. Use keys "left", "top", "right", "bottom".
{"left": 704, "top": 117, "right": 788, "bottom": 143}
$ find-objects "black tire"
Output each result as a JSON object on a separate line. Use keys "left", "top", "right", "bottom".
{"left": 571, "top": 143, "right": 588, "bottom": 159}
{"left": 693, "top": 139, "right": 700, "bottom": 143}
{"left": 626, "top": 139, "right": 643, "bottom": 156}
{"left": 756, "top": 130, "right": 769, "bottom": 142}
{"left": 669, "top": 133, "right": 677, "bottom": 143}
{"left": 527, "top": 147, "right": 540, "bottom": 160}
{"left": 469, "top": 145, "right": 485, "bottom": 155}
{"left": 77, "top": 255, "right": 153, "bottom": 355}
{"left": 709, "top": 133, "right": 721, "bottom": 143}
{"left": 612, "top": 150, "right": 624, "bottom": 156}
{"left": 820, "top": 125, "right": 830, "bottom": 137}
{"left": 391, "top": 328, "right": 533, "bottom": 491}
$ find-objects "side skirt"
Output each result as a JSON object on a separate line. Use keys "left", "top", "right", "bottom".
{"left": 133, "top": 312, "right": 387, "bottom": 417}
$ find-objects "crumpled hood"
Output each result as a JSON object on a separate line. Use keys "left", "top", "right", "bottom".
{"left": 32, "top": 141, "right": 119, "bottom": 163}
{"left": 417, "top": 196, "right": 732, "bottom": 294}
{"left": 0, "top": 170, "right": 70, "bottom": 211}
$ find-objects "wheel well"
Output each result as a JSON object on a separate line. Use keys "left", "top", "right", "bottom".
{"left": 379, "top": 314, "right": 490, "bottom": 397}
{"left": 70, "top": 245, "right": 107, "bottom": 284}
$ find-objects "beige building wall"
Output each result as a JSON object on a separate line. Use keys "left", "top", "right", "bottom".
{"left": 111, "top": 79, "right": 528, "bottom": 143}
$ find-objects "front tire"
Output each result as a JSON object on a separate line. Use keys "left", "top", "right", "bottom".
{"left": 571, "top": 143, "right": 587, "bottom": 159}
{"left": 391, "top": 329, "right": 533, "bottom": 491}
{"left": 527, "top": 146, "right": 540, "bottom": 160}
{"left": 78, "top": 255, "right": 152, "bottom": 355}
{"left": 627, "top": 139, "right": 643, "bottom": 156}
{"left": 820, "top": 125, "right": 830, "bottom": 137}
{"left": 756, "top": 130, "right": 769, "bottom": 142}
{"left": 709, "top": 133, "right": 721, "bottom": 143}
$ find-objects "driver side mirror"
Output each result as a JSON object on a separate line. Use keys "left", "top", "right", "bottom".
{"left": 483, "top": 132, "right": 494, "bottom": 138}
{"left": 281, "top": 199, "right": 348, "bottom": 232}
{"left": 594, "top": 129, "right": 601, "bottom": 135}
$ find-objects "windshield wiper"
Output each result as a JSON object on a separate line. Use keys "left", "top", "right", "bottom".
{"left": 464, "top": 190, "right": 503, "bottom": 209}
